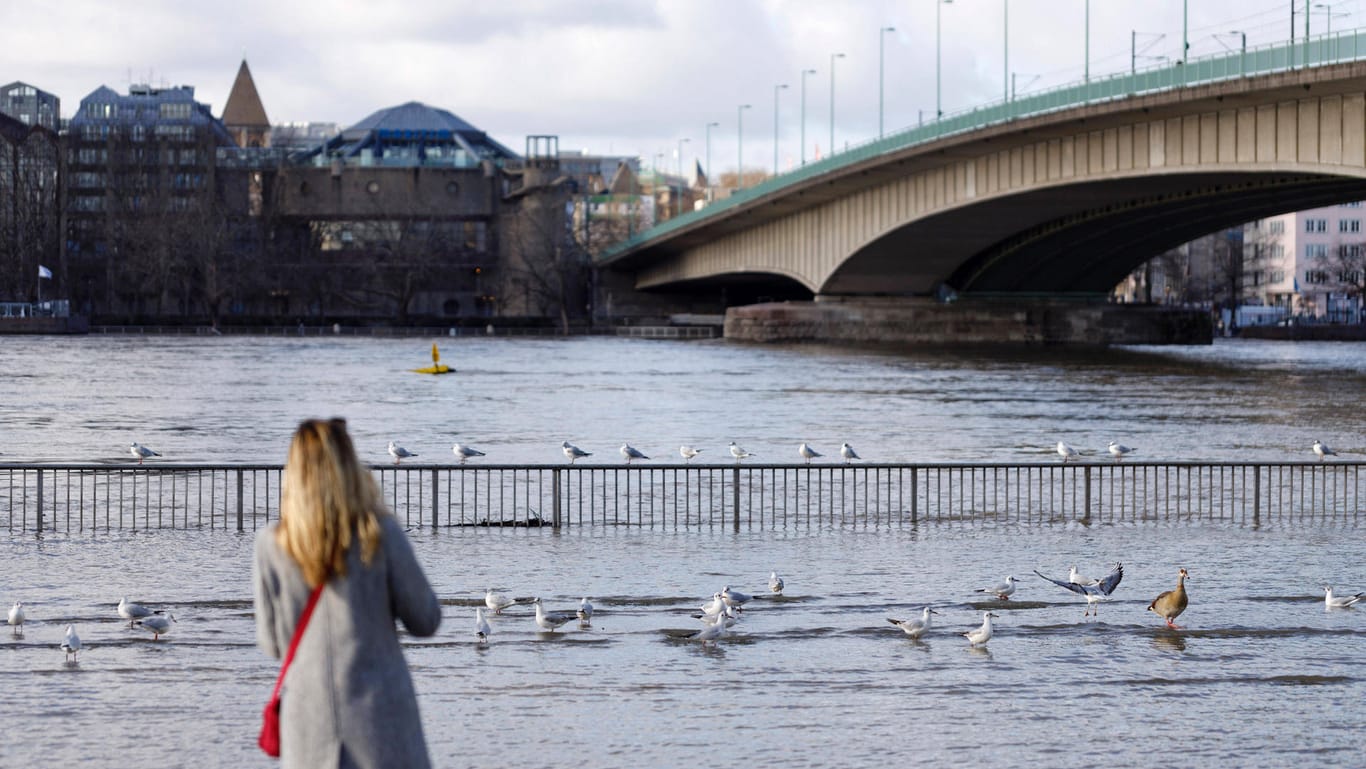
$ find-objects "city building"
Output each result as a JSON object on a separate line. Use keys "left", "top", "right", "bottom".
{"left": 1244, "top": 204, "right": 1364, "bottom": 323}
{"left": 221, "top": 60, "right": 271, "bottom": 149}
{"left": 0, "top": 109, "right": 62, "bottom": 302}
{"left": 0, "top": 81, "right": 60, "bottom": 131}
{"left": 270, "top": 121, "right": 339, "bottom": 153}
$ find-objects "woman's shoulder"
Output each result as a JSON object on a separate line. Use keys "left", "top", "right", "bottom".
{"left": 253, "top": 522, "right": 283, "bottom": 559}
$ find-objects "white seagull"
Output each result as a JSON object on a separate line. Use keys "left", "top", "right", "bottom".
{"left": 721, "top": 585, "right": 753, "bottom": 610}
{"left": 887, "top": 607, "right": 938, "bottom": 639}
{"left": 118, "top": 596, "right": 157, "bottom": 627}
{"left": 689, "top": 612, "right": 728, "bottom": 644}
{"left": 452, "top": 443, "right": 485, "bottom": 464}
{"left": 137, "top": 613, "right": 175, "bottom": 640}
{"left": 1107, "top": 441, "right": 1136, "bottom": 462}
{"left": 768, "top": 572, "right": 785, "bottom": 595}
{"left": 577, "top": 597, "right": 594, "bottom": 626}
{"left": 1068, "top": 566, "right": 1099, "bottom": 586}
{"left": 61, "top": 625, "right": 82, "bottom": 662}
{"left": 798, "top": 443, "right": 822, "bottom": 464}
{"left": 562, "top": 441, "right": 592, "bottom": 463}
{"left": 840, "top": 442, "right": 861, "bottom": 463}
{"left": 974, "top": 575, "right": 1019, "bottom": 601}
{"left": 695, "top": 604, "right": 739, "bottom": 628}
{"left": 484, "top": 589, "right": 517, "bottom": 614}
{"left": 532, "top": 598, "right": 575, "bottom": 633}
{"left": 620, "top": 444, "right": 650, "bottom": 463}
{"left": 728, "top": 442, "right": 754, "bottom": 463}
{"left": 1036, "top": 563, "right": 1125, "bottom": 617}
{"left": 475, "top": 607, "right": 491, "bottom": 643}
{"left": 1312, "top": 440, "right": 1337, "bottom": 462}
{"left": 1057, "top": 442, "right": 1079, "bottom": 463}
{"left": 387, "top": 441, "right": 417, "bottom": 465}
{"left": 699, "top": 592, "right": 726, "bottom": 617}
{"left": 1324, "top": 585, "right": 1363, "bottom": 609}
{"left": 7, "top": 601, "right": 23, "bottom": 633}
{"left": 964, "top": 611, "right": 998, "bottom": 647}
{"left": 680, "top": 446, "right": 702, "bottom": 463}
{"left": 129, "top": 442, "right": 161, "bottom": 464}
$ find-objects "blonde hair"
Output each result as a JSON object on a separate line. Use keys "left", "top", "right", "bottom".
{"left": 276, "top": 418, "right": 386, "bottom": 587}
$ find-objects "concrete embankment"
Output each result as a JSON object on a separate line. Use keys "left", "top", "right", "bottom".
{"left": 724, "top": 298, "right": 1212, "bottom": 346}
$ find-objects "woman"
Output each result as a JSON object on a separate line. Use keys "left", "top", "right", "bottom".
{"left": 254, "top": 418, "right": 442, "bottom": 768}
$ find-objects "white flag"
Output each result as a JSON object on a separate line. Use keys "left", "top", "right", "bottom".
{"left": 38, "top": 265, "right": 53, "bottom": 280}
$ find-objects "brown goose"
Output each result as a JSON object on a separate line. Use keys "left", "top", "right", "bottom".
{"left": 1147, "top": 568, "right": 1190, "bottom": 628}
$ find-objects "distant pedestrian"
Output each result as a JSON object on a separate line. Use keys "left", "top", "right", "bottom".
{"left": 253, "top": 418, "right": 441, "bottom": 768}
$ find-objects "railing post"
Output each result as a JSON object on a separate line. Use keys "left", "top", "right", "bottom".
{"left": 36, "top": 469, "right": 44, "bottom": 533}
{"left": 236, "top": 469, "right": 245, "bottom": 532}
{"left": 1253, "top": 464, "right": 1261, "bottom": 526}
{"left": 732, "top": 467, "right": 741, "bottom": 532}
{"left": 1083, "top": 466, "right": 1092, "bottom": 521}
{"left": 910, "top": 467, "right": 918, "bottom": 523}
{"left": 430, "top": 469, "right": 439, "bottom": 530}
{"left": 552, "top": 469, "right": 562, "bottom": 529}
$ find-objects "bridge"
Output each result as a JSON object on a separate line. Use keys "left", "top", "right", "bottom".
{"left": 602, "top": 31, "right": 1366, "bottom": 343}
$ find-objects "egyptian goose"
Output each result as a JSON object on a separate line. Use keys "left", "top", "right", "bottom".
{"left": 1147, "top": 568, "right": 1189, "bottom": 628}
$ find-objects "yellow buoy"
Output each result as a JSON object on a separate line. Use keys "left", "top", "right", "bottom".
{"left": 412, "top": 343, "right": 454, "bottom": 375}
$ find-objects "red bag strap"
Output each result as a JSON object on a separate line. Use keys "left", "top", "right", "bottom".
{"left": 269, "top": 583, "right": 325, "bottom": 700}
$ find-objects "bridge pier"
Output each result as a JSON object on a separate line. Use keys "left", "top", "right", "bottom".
{"left": 723, "top": 297, "right": 1212, "bottom": 346}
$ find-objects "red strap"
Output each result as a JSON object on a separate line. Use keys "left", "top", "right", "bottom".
{"left": 269, "top": 583, "right": 325, "bottom": 700}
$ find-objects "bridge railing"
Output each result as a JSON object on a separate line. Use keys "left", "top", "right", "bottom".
{"left": 602, "top": 27, "right": 1366, "bottom": 261}
{"left": 2, "top": 461, "right": 1360, "bottom": 533}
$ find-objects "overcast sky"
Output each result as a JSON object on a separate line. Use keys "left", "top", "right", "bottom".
{"left": 3, "top": 0, "right": 1361, "bottom": 176}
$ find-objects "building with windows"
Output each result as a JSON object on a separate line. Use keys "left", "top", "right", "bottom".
{"left": 0, "top": 82, "right": 60, "bottom": 131}
{"left": 1244, "top": 203, "right": 1365, "bottom": 323}
{"left": 0, "top": 109, "right": 61, "bottom": 301}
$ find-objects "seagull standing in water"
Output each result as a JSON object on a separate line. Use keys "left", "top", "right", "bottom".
{"left": 689, "top": 612, "right": 728, "bottom": 644}
{"left": 129, "top": 442, "right": 161, "bottom": 464}
{"left": 7, "top": 601, "right": 24, "bottom": 634}
{"left": 452, "top": 444, "right": 485, "bottom": 464}
{"left": 620, "top": 444, "right": 650, "bottom": 463}
{"left": 562, "top": 441, "right": 592, "bottom": 464}
{"left": 1147, "top": 568, "right": 1190, "bottom": 629}
{"left": 1324, "top": 586, "right": 1363, "bottom": 609}
{"left": 840, "top": 442, "right": 862, "bottom": 463}
{"left": 975, "top": 575, "right": 1019, "bottom": 601}
{"left": 61, "top": 625, "right": 82, "bottom": 662}
{"left": 680, "top": 446, "right": 702, "bottom": 463}
{"left": 699, "top": 592, "right": 726, "bottom": 618}
{"left": 137, "top": 613, "right": 175, "bottom": 640}
{"left": 798, "top": 443, "right": 822, "bottom": 464}
{"left": 728, "top": 442, "right": 754, "bottom": 463}
{"left": 1312, "top": 440, "right": 1337, "bottom": 461}
{"left": 577, "top": 597, "right": 594, "bottom": 626}
{"left": 387, "top": 441, "right": 417, "bottom": 465}
{"left": 1035, "top": 563, "right": 1125, "bottom": 617}
{"left": 887, "top": 607, "right": 938, "bottom": 639}
{"left": 1057, "top": 442, "right": 1079, "bottom": 462}
{"left": 532, "top": 598, "right": 575, "bottom": 633}
{"left": 118, "top": 596, "right": 156, "bottom": 627}
{"left": 484, "top": 589, "right": 517, "bottom": 614}
{"left": 475, "top": 608, "right": 491, "bottom": 643}
{"left": 768, "top": 572, "right": 785, "bottom": 595}
{"left": 964, "top": 612, "right": 998, "bottom": 647}
{"left": 1107, "top": 441, "right": 1136, "bottom": 462}
{"left": 721, "top": 585, "right": 753, "bottom": 610}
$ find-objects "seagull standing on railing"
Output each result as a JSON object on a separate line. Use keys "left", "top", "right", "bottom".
{"left": 452, "top": 443, "right": 485, "bottom": 464}
{"left": 1107, "top": 441, "right": 1136, "bottom": 462}
{"left": 1057, "top": 442, "right": 1079, "bottom": 463}
{"left": 680, "top": 445, "right": 702, "bottom": 463}
{"left": 840, "top": 442, "right": 861, "bottom": 463}
{"left": 620, "top": 444, "right": 650, "bottom": 463}
{"left": 387, "top": 441, "right": 417, "bottom": 465}
{"left": 1312, "top": 440, "right": 1337, "bottom": 461}
{"left": 728, "top": 442, "right": 754, "bottom": 463}
{"left": 1324, "top": 585, "right": 1363, "bottom": 609}
{"left": 562, "top": 441, "right": 592, "bottom": 464}
{"left": 1036, "top": 563, "right": 1124, "bottom": 617}
{"left": 129, "top": 442, "right": 161, "bottom": 464}
{"left": 798, "top": 443, "right": 822, "bottom": 464}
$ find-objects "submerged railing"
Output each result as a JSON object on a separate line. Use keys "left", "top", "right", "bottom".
{"left": 1, "top": 461, "right": 1361, "bottom": 533}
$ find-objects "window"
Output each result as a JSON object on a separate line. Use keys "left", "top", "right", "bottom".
{"left": 1268, "top": 220, "right": 1285, "bottom": 234}
{"left": 1306, "top": 243, "right": 1328, "bottom": 258}
{"left": 1340, "top": 219, "right": 1361, "bottom": 233}
{"left": 1342, "top": 201, "right": 1363, "bottom": 208}
{"left": 1271, "top": 270, "right": 1285, "bottom": 283}
{"left": 1339, "top": 244, "right": 1363, "bottom": 259}
{"left": 1306, "top": 218, "right": 1327, "bottom": 233}
{"left": 158, "top": 102, "right": 192, "bottom": 120}
{"left": 1269, "top": 244, "right": 1285, "bottom": 259}
{"left": 1305, "top": 270, "right": 1329, "bottom": 284}
{"left": 1339, "top": 270, "right": 1363, "bottom": 284}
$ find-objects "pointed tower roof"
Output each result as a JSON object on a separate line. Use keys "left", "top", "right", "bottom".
{"left": 607, "top": 161, "right": 640, "bottom": 195}
{"left": 222, "top": 60, "right": 269, "bottom": 127}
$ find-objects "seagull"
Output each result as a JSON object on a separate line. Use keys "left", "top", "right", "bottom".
{"left": 1057, "top": 441, "right": 1079, "bottom": 463}
{"left": 1147, "top": 567, "right": 1190, "bottom": 629}
{"left": 1068, "top": 566, "right": 1100, "bottom": 587}
{"left": 975, "top": 575, "right": 1019, "bottom": 601}
{"left": 1324, "top": 585, "right": 1364, "bottom": 609}
{"left": 387, "top": 441, "right": 417, "bottom": 465}
{"left": 680, "top": 446, "right": 702, "bottom": 463}
{"left": 1107, "top": 441, "right": 1136, "bottom": 462}
{"left": 118, "top": 596, "right": 157, "bottom": 627}
{"left": 475, "top": 607, "right": 491, "bottom": 643}
{"left": 689, "top": 612, "right": 728, "bottom": 644}
{"left": 768, "top": 572, "right": 785, "bottom": 595}
{"left": 484, "top": 589, "right": 517, "bottom": 614}
{"left": 577, "top": 597, "right": 594, "bottom": 626}
{"left": 61, "top": 625, "right": 81, "bottom": 662}
{"left": 699, "top": 592, "right": 726, "bottom": 617}
{"left": 620, "top": 444, "right": 650, "bottom": 463}
{"left": 1035, "top": 563, "right": 1124, "bottom": 617}
{"left": 1312, "top": 440, "right": 1337, "bottom": 461}
{"left": 137, "top": 613, "right": 175, "bottom": 640}
{"left": 532, "top": 598, "right": 575, "bottom": 633}
{"left": 840, "top": 442, "right": 861, "bottom": 463}
{"left": 887, "top": 607, "right": 939, "bottom": 639}
{"left": 129, "top": 442, "right": 161, "bottom": 464}
{"left": 964, "top": 611, "right": 998, "bottom": 647}
{"left": 452, "top": 443, "right": 485, "bottom": 464}
{"left": 721, "top": 585, "right": 753, "bottom": 610}
{"left": 728, "top": 442, "right": 754, "bottom": 463}
{"left": 562, "top": 441, "right": 592, "bottom": 464}
{"left": 7, "top": 601, "right": 23, "bottom": 633}
{"left": 695, "top": 604, "right": 740, "bottom": 628}
{"left": 798, "top": 443, "right": 822, "bottom": 464}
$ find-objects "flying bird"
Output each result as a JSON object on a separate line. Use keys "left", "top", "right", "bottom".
{"left": 137, "top": 613, "right": 175, "bottom": 640}
{"left": 840, "top": 442, "right": 861, "bottom": 463}
{"left": 1107, "top": 441, "right": 1136, "bottom": 462}
{"left": 1147, "top": 567, "right": 1190, "bottom": 629}
{"left": 387, "top": 441, "right": 417, "bottom": 465}
{"left": 452, "top": 444, "right": 485, "bottom": 464}
{"left": 129, "top": 442, "right": 161, "bottom": 464}
{"left": 1057, "top": 442, "right": 1079, "bottom": 462}
{"left": 887, "top": 607, "right": 938, "bottom": 639}
{"left": 61, "top": 625, "right": 82, "bottom": 662}
{"left": 798, "top": 443, "right": 822, "bottom": 464}
{"left": 964, "top": 611, "right": 998, "bottom": 647}
{"left": 1035, "top": 563, "right": 1124, "bottom": 617}
{"left": 1324, "top": 585, "right": 1363, "bottom": 609}
{"left": 728, "top": 442, "right": 754, "bottom": 463}
{"left": 679, "top": 446, "right": 702, "bottom": 462}
{"left": 475, "top": 607, "right": 491, "bottom": 643}
{"left": 562, "top": 441, "right": 592, "bottom": 463}
{"left": 1312, "top": 440, "right": 1337, "bottom": 461}
{"left": 975, "top": 575, "right": 1019, "bottom": 601}
{"left": 620, "top": 444, "right": 650, "bottom": 463}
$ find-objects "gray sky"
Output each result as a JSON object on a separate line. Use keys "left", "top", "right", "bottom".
{"left": 3, "top": 0, "right": 1361, "bottom": 176}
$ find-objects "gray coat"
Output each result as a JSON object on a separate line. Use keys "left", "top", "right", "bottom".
{"left": 254, "top": 515, "right": 442, "bottom": 768}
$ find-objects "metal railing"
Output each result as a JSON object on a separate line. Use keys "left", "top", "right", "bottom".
{"left": 2, "top": 461, "right": 1361, "bottom": 533}
{"left": 602, "top": 27, "right": 1366, "bottom": 262}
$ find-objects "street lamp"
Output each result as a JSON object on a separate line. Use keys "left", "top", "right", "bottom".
{"left": 1131, "top": 31, "right": 1166, "bottom": 75}
{"left": 829, "top": 52, "right": 845, "bottom": 155}
{"left": 1084, "top": 0, "right": 1090, "bottom": 82}
{"left": 1315, "top": 3, "right": 1348, "bottom": 36}
{"left": 704, "top": 121, "right": 719, "bottom": 201}
{"left": 800, "top": 68, "right": 816, "bottom": 165}
{"left": 675, "top": 137, "right": 690, "bottom": 218}
{"left": 880, "top": 26, "right": 895, "bottom": 138}
{"left": 737, "top": 104, "right": 751, "bottom": 191}
{"left": 773, "top": 83, "right": 788, "bottom": 177}
{"left": 1217, "top": 30, "right": 1247, "bottom": 75}
{"left": 1002, "top": 2, "right": 1008, "bottom": 104}
{"left": 937, "top": 0, "right": 953, "bottom": 118}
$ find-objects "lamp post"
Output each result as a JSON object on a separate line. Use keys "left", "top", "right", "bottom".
{"left": 1218, "top": 30, "right": 1248, "bottom": 75}
{"left": 829, "top": 52, "right": 845, "bottom": 155}
{"left": 675, "top": 137, "right": 689, "bottom": 218}
{"left": 704, "top": 121, "right": 718, "bottom": 201}
{"left": 1084, "top": 0, "right": 1090, "bottom": 82}
{"left": 800, "top": 68, "right": 816, "bottom": 164}
{"left": 937, "top": 0, "right": 953, "bottom": 118}
{"left": 880, "top": 26, "right": 895, "bottom": 138}
{"left": 1315, "top": 3, "right": 1347, "bottom": 36}
{"left": 773, "top": 83, "right": 788, "bottom": 176}
{"left": 1002, "top": 1, "right": 1008, "bottom": 104}
{"left": 737, "top": 104, "right": 751, "bottom": 191}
